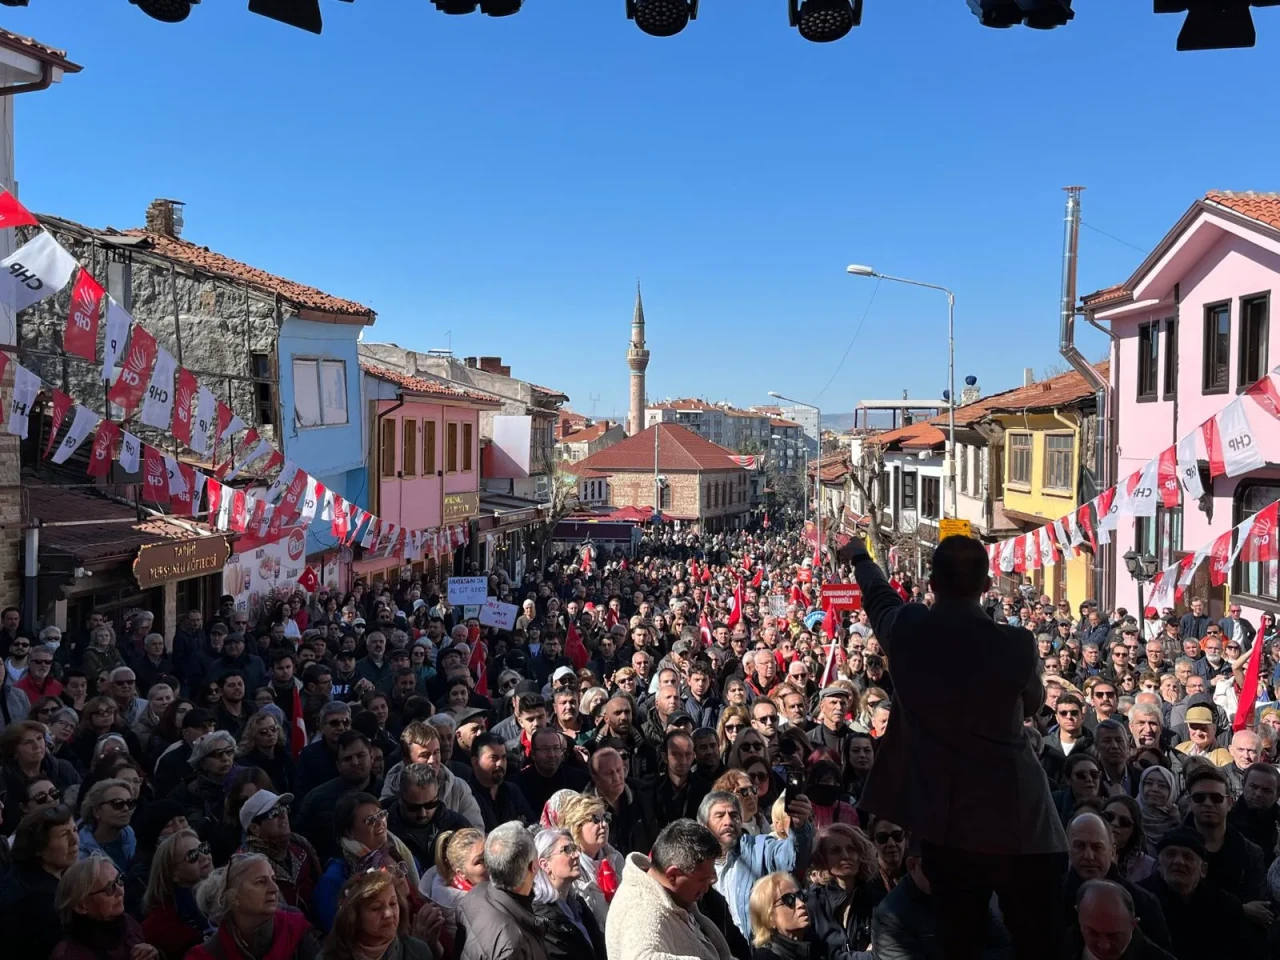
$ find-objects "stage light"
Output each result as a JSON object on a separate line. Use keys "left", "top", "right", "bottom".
{"left": 627, "top": 0, "right": 698, "bottom": 37}
{"left": 247, "top": 0, "right": 322, "bottom": 32}
{"left": 131, "top": 0, "right": 197, "bottom": 23}
{"left": 1157, "top": 1, "right": 1262, "bottom": 50}
{"left": 432, "top": 0, "right": 479, "bottom": 13}
{"left": 968, "top": 0, "right": 1074, "bottom": 28}
{"left": 789, "top": 0, "right": 862, "bottom": 42}
{"left": 479, "top": 0, "right": 522, "bottom": 13}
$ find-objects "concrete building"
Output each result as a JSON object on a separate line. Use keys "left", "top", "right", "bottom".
{"left": 0, "top": 29, "right": 80, "bottom": 619}
{"left": 626, "top": 283, "right": 649, "bottom": 436}
{"left": 558, "top": 419, "right": 625, "bottom": 462}
{"left": 1084, "top": 190, "right": 1280, "bottom": 619}
{"left": 566, "top": 423, "right": 750, "bottom": 532}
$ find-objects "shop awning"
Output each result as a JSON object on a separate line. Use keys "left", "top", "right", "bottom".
{"left": 475, "top": 493, "right": 547, "bottom": 534}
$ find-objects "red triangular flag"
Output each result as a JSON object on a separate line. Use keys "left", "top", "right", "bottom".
{"left": 468, "top": 629, "right": 489, "bottom": 697}
{"left": 1156, "top": 445, "right": 1180, "bottom": 509}
{"left": 64, "top": 271, "right": 104, "bottom": 362}
{"left": 1246, "top": 375, "right": 1280, "bottom": 420}
{"left": 0, "top": 189, "right": 39, "bottom": 229}
{"left": 142, "top": 446, "right": 169, "bottom": 502}
{"left": 1209, "top": 529, "right": 1234, "bottom": 586}
{"left": 1239, "top": 501, "right": 1280, "bottom": 563}
{"left": 1235, "top": 627, "right": 1268, "bottom": 731}
{"left": 565, "top": 622, "right": 588, "bottom": 671}
{"left": 291, "top": 686, "right": 306, "bottom": 761}
{"left": 1202, "top": 416, "right": 1226, "bottom": 478}
{"left": 86, "top": 420, "right": 120, "bottom": 477}
{"left": 172, "top": 368, "right": 198, "bottom": 446}
{"left": 42, "top": 390, "right": 73, "bottom": 459}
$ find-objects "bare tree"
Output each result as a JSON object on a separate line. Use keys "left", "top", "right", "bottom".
{"left": 844, "top": 441, "right": 922, "bottom": 579}
{"left": 528, "top": 464, "right": 581, "bottom": 570}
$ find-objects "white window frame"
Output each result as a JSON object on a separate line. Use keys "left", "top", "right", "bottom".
{"left": 292, "top": 357, "right": 349, "bottom": 428}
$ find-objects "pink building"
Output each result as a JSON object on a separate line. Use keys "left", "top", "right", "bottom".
{"left": 359, "top": 364, "right": 501, "bottom": 579}
{"left": 1085, "top": 191, "right": 1280, "bottom": 622}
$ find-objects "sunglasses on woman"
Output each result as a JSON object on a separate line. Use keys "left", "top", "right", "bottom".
{"left": 774, "top": 889, "right": 808, "bottom": 909}
{"left": 92, "top": 875, "right": 125, "bottom": 896}
{"left": 873, "top": 829, "right": 905, "bottom": 844}
{"left": 586, "top": 813, "right": 612, "bottom": 826}
{"left": 363, "top": 809, "right": 390, "bottom": 826}
{"left": 184, "top": 842, "right": 212, "bottom": 863}
{"left": 723, "top": 723, "right": 744, "bottom": 733}
{"left": 28, "top": 788, "right": 60, "bottom": 805}
{"left": 1101, "top": 811, "right": 1133, "bottom": 829}
{"left": 102, "top": 797, "right": 136, "bottom": 811}
{"left": 735, "top": 785, "right": 758, "bottom": 799}
{"left": 254, "top": 805, "right": 290, "bottom": 823}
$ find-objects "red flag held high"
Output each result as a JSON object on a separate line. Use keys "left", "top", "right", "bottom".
{"left": 291, "top": 687, "right": 306, "bottom": 760}
{"left": 888, "top": 578, "right": 909, "bottom": 601}
{"left": 1235, "top": 627, "right": 1267, "bottom": 732}
{"left": 468, "top": 632, "right": 489, "bottom": 697}
{"left": 565, "top": 622, "right": 589, "bottom": 671}
{"left": 727, "top": 576, "right": 744, "bottom": 627}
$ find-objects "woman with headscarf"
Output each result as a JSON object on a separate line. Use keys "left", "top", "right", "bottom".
{"left": 533, "top": 826, "right": 606, "bottom": 960}
{"left": 141, "top": 829, "right": 215, "bottom": 960}
{"left": 1137, "top": 765, "right": 1181, "bottom": 853}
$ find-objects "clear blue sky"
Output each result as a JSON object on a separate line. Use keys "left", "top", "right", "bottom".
{"left": 8, "top": 3, "right": 1280, "bottom": 421}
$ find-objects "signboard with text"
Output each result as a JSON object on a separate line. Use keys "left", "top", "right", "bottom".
{"left": 479, "top": 597, "right": 519, "bottom": 630}
{"left": 821, "top": 583, "right": 863, "bottom": 610}
{"left": 448, "top": 576, "right": 489, "bottom": 605}
{"left": 939, "top": 518, "right": 973, "bottom": 540}
{"left": 135, "top": 536, "right": 230, "bottom": 589}
{"left": 443, "top": 491, "right": 480, "bottom": 523}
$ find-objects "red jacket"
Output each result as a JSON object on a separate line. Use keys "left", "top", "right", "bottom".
{"left": 184, "top": 908, "right": 314, "bottom": 960}
{"left": 141, "top": 900, "right": 203, "bottom": 960}
{"left": 16, "top": 672, "right": 62, "bottom": 703}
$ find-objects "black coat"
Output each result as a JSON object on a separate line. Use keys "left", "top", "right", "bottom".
{"left": 636, "top": 772, "right": 710, "bottom": 835}
{"left": 1227, "top": 798, "right": 1280, "bottom": 869}
{"left": 1199, "top": 823, "right": 1267, "bottom": 903}
{"left": 0, "top": 754, "right": 81, "bottom": 834}
{"left": 1062, "top": 868, "right": 1171, "bottom": 951}
{"left": 0, "top": 863, "right": 63, "bottom": 960}
{"left": 751, "top": 932, "right": 829, "bottom": 960}
{"left": 1138, "top": 873, "right": 1264, "bottom": 960}
{"left": 807, "top": 880, "right": 883, "bottom": 957}
{"left": 237, "top": 746, "right": 295, "bottom": 795}
{"left": 583, "top": 781, "right": 652, "bottom": 856}
{"left": 465, "top": 775, "right": 535, "bottom": 832}
{"left": 384, "top": 799, "right": 470, "bottom": 875}
{"left": 297, "top": 775, "right": 380, "bottom": 861}
{"left": 295, "top": 739, "right": 340, "bottom": 796}
{"left": 699, "top": 885, "right": 753, "bottom": 960}
{"left": 510, "top": 763, "right": 590, "bottom": 816}
{"left": 534, "top": 894, "right": 607, "bottom": 960}
{"left": 870, "top": 872, "right": 1013, "bottom": 960}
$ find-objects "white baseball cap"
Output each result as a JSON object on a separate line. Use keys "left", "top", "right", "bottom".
{"left": 239, "top": 790, "right": 293, "bottom": 833}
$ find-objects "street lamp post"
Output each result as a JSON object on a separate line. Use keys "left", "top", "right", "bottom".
{"left": 846, "top": 264, "right": 956, "bottom": 518}
{"left": 771, "top": 433, "right": 806, "bottom": 529}
{"left": 1122, "top": 549, "right": 1159, "bottom": 624}
{"left": 769, "top": 393, "right": 821, "bottom": 567}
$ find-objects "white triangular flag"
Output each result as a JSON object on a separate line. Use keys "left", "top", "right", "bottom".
{"left": 119, "top": 431, "right": 141, "bottom": 474}
{"left": 360, "top": 517, "right": 379, "bottom": 550}
{"left": 191, "top": 386, "right": 217, "bottom": 456}
{"left": 1176, "top": 432, "right": 1204, "bottom": 501}
{"left": 50, "top": 405, "right": 100, "bottom": 464}
{"left": 220, "top": 414, "right": 247, "bottom": 442}
{"left": 319, "top": 488, "right": 335, "bottom": 521}
{"left": 140, "top": 346, "right": 178, "bottom": 430}
{"left": 299, "top": 476, "right": 321, "bottom": 523}
{"left": 1178, "top": 543, "right": 1212, "bottom": 592}
{"left": 264, "top": 460, "right": 299, "bottom": 504}
{"left": 1039, "top": 526, "right": 1057, "bottom": 567}
{"left": 998, "top": 538, "right": 1015, "bottom": 573}
{"left": 6, "top": 362, "right": 41, "bottom": 437}
{"left": 1217, "top": 398, "right": 1266, "bottom": 477}
{"left": 164, "top": 455, "right": 186, "bottom": 498}
{"left": 0, "top": 232, "right": 78, "bottom": 313}
{"left": 1147, "top": 564, "right": 1179, "bottom": 611}
{"left": 103, "top": 299, "right": 131, "bottom": 383}
{"left": 1129, "top": 460, "right": 1159, "bottom": 519}
{"left": 191, "top": 471, "right": 207, "bottom": 511}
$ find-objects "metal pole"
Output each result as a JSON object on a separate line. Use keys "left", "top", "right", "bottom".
{"left": 947, "top": 291, "right": 956, "bottom": 519}
{"left": 653, "top": 422, "right": 660, "bottom": 518}
{"left": 815, "top": 404, "right": 822, "bottom": 570}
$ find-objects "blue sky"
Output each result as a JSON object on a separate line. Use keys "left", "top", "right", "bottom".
{"left": 8, "top": 3, "right": 1280, "bottom": 420}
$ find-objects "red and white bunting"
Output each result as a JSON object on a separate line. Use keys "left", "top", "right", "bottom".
{"left": 1216, "top": 398, "right": 1265, "bottom": 477}
{"left": 192, "top": 386, "right": 217, "bottom": 456}
{"left": 1238, "top": 501, "right": 1280, "bottom": 564}
{"left": 102, "top": 299, "right": 131, "bottom": 382}
{"left": 1156, "top": 445, "right": 1179, "bottom": 509}
{"left": 140, "top": 346, "right": 178, "bottom": 430}
{"left": 1175, "top": 433, "right": 1204, "bottom": 501}
{"left": 7, "top": 362, "right": 41, "bottom": 438}
{"left": 42, "top": 390, "right": 73, "bottom": 458}
{"left": 64, "top": 270, "right": 104, "bottom": 362}
{"left": 361, "top": 518, "right": 380, "bottom": 550}
{"left": 142, "top": 446, "right": 168, "bottom": 503}
{"left": 106, "top": 325, "right": 158, "bottom": 415}
{"left": 50, "top": 404, "right": 99, "bottom": 465}
{"left": 86, "top": 420, "right": 120, "bottom": 478}
{"left": 0, "top": 231, "right": 78, "bottom": 313}
{"left": 172, "top": 368, "right": 198, "bottom": 447}
{"left": 119, "top": 431, "right": 141, "bottom": 474}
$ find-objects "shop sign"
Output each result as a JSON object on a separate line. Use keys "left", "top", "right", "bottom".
{"left": 443, "top": 492, "right": 480, "bottom": 523}
{"left": 939, "top": 518, "right": 972, "bottom": 540}
{"left": 134, "top": 536, "right": 230, "bottom": 589}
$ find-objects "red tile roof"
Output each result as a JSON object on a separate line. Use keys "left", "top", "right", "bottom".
{"left": 573, "top": 423, "right": 745, "bottom": 473}
{"left": 0, "top": 29, "right": 81, "bottom": 72}
{"left": 102, "top": 226, "right": 374, "bottom": 321}
{"left": 363, "top": 363, "right": 500, "bottom": 405}
{"left": 562, "top": 422, "right": 616, "bottom": 444}
{"left": 769, "top": 418, "right": 802, "bottom": 428}
{"left": 982, "top": 361, "right": 1109, "bottom": 413}
{"left": 1205, "top": 190, "right": 1280, "bottom": 230}
{"left": 867, "top": 421, "right": 947, "bottom": 451}
{"left": 529, "top": 383, "right": 569, "bottom": 401}
{"left": 1081, "top": 283, "right": 1132, "bottom": 306}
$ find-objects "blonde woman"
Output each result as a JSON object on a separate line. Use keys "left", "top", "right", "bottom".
{"left": 716, "top": 706, "right": 751, "bottom": 760}
{"left": 140, "top": 828, "right": 214, "bottom": 960}
{"left": 805, "top": 823, "right": 880, "bottom": 956}
{"left": 235, "top": 710, "right": 294, "bottom": 794}
{"left": 417, "top": 826, "right": 486, "bottom": 947}
{"left": 748, "top": 871, "right": 817, "bottom": 959}
{"left": 713, "top": 769, "right": 769, "bottom": 836}
{"left": 559, "top": 792, "right": 624, "bottom": 927}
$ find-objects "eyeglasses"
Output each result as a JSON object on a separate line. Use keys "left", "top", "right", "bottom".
{"left": 735, "top": 785, "right": 758, "bottom": 799}
{"left": 91, "top": 875, "right": 125, "bottom": 896}
{"left": 1190, "top": 791, "right": 1227, "bottom": 805}
{"left": 30, "top": 659, "right": 52, "bottom": 667}
{"left": 102, "top": 796, "right": 137, "bottom": 811}
{"left": 28, "top": 788, "right": 60, "bottom": 805}
{"left": 10, "top": 642, "right": 28, "bottom": 650}
{"left": 1071, "top": 769, "right": 1101, "bottom": 781}
{"left": 754, "top": 714, "right": 778, "bottom": 725}
{"left": 1102, "top": 812, "right": 1133, "bottom": 828}
{"left": 773, "top": 889, "right": 808, "bottom": 909}
{"left": 363, "top": 809, "right": 390, "bottom": 827}
{"left": 183, "top": 842, "right": 212, "bottom": 863}
{"left": 723, "top": 723, "right": 744, "bottom": 733}
{"left": 553, "top": 843, "right": 579, "bottom": 857}
{"left": 1094, "top": 690, "right": 1117, "bottom": 699}
{"left": 873, "top": 830, "right": 905, "bottom": 844}
{"left": 206, "top": 748, "right": 235, "bottom": 761}
{"left": 1056, "top": 709, "right": 1081, "bottom": 718}
{"left": 254, "top": 805, "right": 290, "bottom": 823}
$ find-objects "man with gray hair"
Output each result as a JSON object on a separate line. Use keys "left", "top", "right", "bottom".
{"left": 107, "top": 666, "right": 148, "bottom": 726}
{"left": 16, "top": 642, "right": 62, "bottom": 703}
{"left": 386, "top": 761, "right": 469, "bottom": 873}
{"left": 606, "top": 818, "right": 731, "bottom": 960}
{"left": 456, "top": 821, "right": 547, "bottom": 960}
{"left": 1075, "top": 879, "right": 1173, "bottom": 960}
{"left": 296, "top": 700, "right": 352, "bottom": 794}
{"left": 697, "top": 786, "right": 813, "bottom": 938}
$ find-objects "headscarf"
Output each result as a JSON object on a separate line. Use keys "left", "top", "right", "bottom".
{"left": 1137, "top": 765, "right": 1180, "bottom": 845}
{"left": 540, "top": 789, "right": 580, "bottom": 828}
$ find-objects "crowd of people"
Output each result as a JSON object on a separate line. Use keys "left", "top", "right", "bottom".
{"left": 0, "top": 523, "right": 1279, "bottom": 960}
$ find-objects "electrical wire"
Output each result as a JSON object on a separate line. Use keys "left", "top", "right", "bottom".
{"left": 810, "top": 277, "right": 882, "bottom": 406}
{"left": 1081, "top": 221, "right": 1149, "bottom": 254}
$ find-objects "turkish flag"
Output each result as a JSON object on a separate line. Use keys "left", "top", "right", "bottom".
{"left": 0, "top": 189, "right": 38, "bottom": 229}
{"left": 142, "top": 446, "right": 169, "bottom": 502}
{"left": 86, "top": 420, "right": 120, "bottom": 477}
{"left": 1156, "top": 445, "right": 1180, "bottom": 508}
{"left": 1239, "top": 501, "right": 1280, "bottom": 563}
{"left": 106, "top": 325, "right": 158, "bottom": 416}
{"left": 64, "top": 271, "right": 104, "bottom": 362}
{"left": 727, "top": 575, "right": 744, "bottom": 627}
{"left": 172, "top": 368, "right": 198, "bottom": 446}
{"left": 888, "top": 577, "right": 909, "bottom": 601}
{"left": 1209, "top": 529, "right": 1235, "bottom": 587}
{"left": 298, "top": 565, "right": 319, "bottom": 593}
{"left": 42, "top": 390, "right": 73, "bottom": 459}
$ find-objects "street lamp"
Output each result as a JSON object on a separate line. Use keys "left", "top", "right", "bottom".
{"left": 771, "top": 433, "right": 806, "bottom": 529}
{"left": 1122, "top": 549, "right": 1159, "bottom": 622}
{"left": 846, "top": 263, "right": 956, "bottom": 518}
{"left": 769, "top": 392, "right": 821, "bottom": 566}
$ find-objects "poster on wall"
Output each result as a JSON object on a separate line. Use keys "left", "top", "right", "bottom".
{"left": 223, "top": 527, "right": 308, "bottom": 624}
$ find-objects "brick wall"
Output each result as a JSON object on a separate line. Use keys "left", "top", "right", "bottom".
{"left": 604, "top": 468, "right": 750, "bottom": 521}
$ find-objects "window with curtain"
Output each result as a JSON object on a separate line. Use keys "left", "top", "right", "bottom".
{"left": 1233, "top": 482, "right": 1280, "bottom": 601}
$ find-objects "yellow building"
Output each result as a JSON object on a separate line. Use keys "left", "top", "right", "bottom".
{"left": 984, "top": 364, "right": 1107, "bottom": 610}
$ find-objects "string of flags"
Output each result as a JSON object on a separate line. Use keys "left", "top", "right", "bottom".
{"left": 0, "top": 188, "right": 469, "bottom": 567}
{"left": 984, "top": 364, "right": 1280, "bottom": 606}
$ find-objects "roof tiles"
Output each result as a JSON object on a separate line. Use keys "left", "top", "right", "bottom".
{"left": 362, "top": 363, "right": 500, "bottom": 405}
{"left": 1205, "top": 190, "right": 1280, "bottom": 230}
{"left": 0, "top": 28, "right": 81, "bottom": 71}
{"left": 983, "top": 362, "right": 1109, "bottom": 413}
{"left": 573, "top": 423, "right": 745, "bottom": 473}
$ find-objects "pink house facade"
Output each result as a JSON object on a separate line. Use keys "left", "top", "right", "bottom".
{"left": 359, "top": 364, "right": 500, "bottom": 579}
{"left": 1086, "top": 191, "right": 1280, "bottom": 623}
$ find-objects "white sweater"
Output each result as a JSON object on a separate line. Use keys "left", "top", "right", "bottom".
{"left": 605, "top": 852, "right": 731, "bottom": 960}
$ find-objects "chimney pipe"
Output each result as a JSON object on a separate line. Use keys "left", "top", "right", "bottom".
{"left": 1023, "top": 367, "right": 1034, "bottom": 387}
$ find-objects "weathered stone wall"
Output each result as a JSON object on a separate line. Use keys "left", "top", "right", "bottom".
{"left": 16, "top": 224, "right": 281, "bottom": 451}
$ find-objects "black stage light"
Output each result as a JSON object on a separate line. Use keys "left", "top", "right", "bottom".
{"left": 789, "top": 0, "right": 862, "bottom": 42}
{"left": 627, "top": 0, "right": 698, "bottom": 37}
{"left": 479, "top": 0, "right": 522, "bottom": 13}
{"left": 131, "top": 0, "right": 197, "bottom": 23}
{"left": 247, "top": 0, "right": 322, "bottom": 33}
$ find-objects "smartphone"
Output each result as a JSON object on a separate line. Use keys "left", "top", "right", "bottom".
{"left": 784, "top": 772, "right": 804, "bottom": 804}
